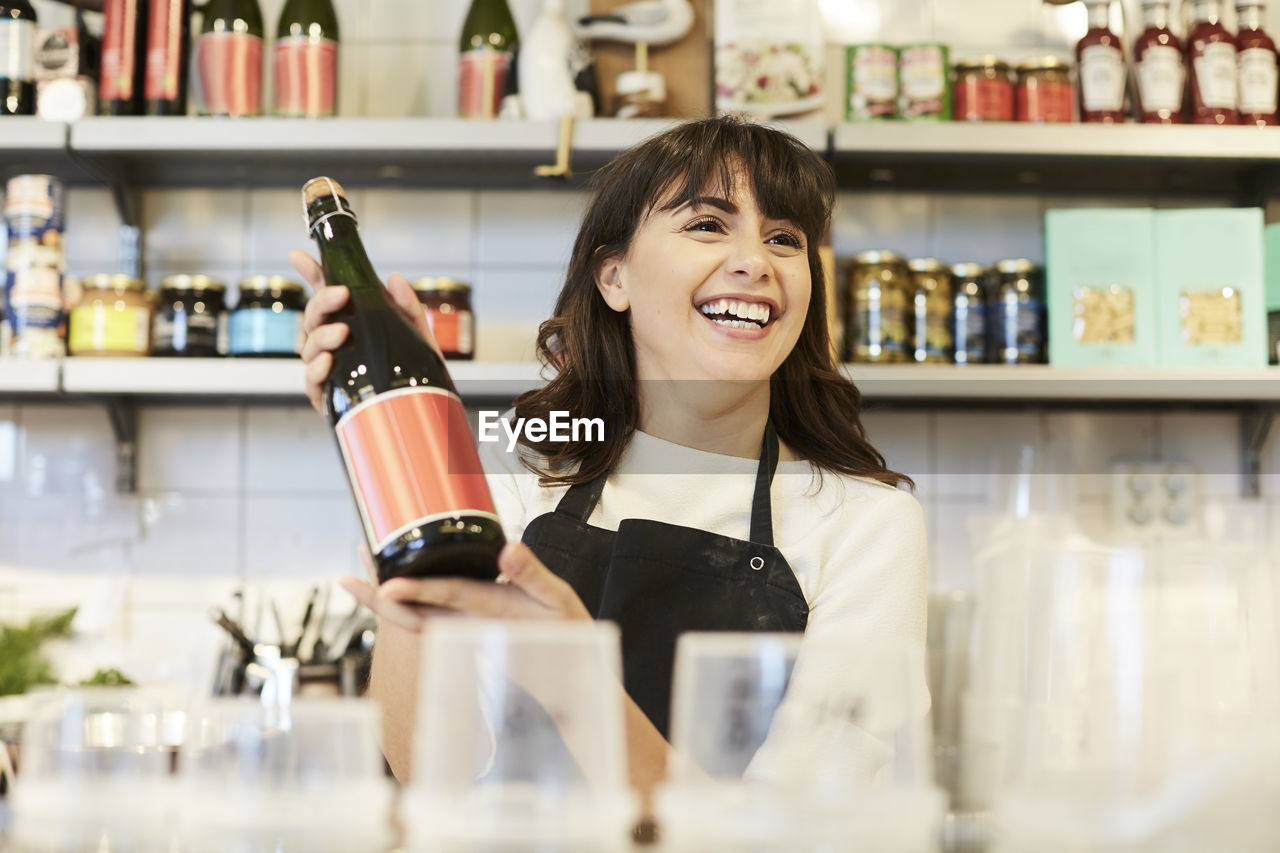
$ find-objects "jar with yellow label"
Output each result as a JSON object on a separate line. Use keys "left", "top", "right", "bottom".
{"left": 68, "top": 275, "right": 151, "bottom": 357}
{"left": 907, "top": 258, "right": 955, "bottom": 363}
{"left": 845, "top": 250, "right": 910, "bottom": 363}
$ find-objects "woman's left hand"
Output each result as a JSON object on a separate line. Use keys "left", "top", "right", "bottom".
{"left": 340, "top": 542, "right": 592, "bottom": 623}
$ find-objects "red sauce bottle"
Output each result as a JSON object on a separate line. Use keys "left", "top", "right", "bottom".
{"left": 1186, "top": 0, "right": 1239, "bottom": 124}
{"left": 1133, "top": 0, "right": 1185, "bottom": 122}
{"left": 1235, "top": 0, "right": 1278, "bottom": 125}
{"left": 1076, "top": 1, "right": 1128, "bottom": 122}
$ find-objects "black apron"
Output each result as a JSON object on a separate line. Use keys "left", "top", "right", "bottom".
{"left": 521, "top": 422, "right": 810, "bottom": 738}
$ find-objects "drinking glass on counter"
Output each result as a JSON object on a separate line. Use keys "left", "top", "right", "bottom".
{"left": 401, "top": 619, "right": 636, "bottom": 853}
{"left": 655, "top": 632, "right": 944, "bottom": 853}
{"left": 176, "top": 697, "right": 393, "bottom": 853}
{"left": 7, "top": 687, "right": 182, "bottom": 851}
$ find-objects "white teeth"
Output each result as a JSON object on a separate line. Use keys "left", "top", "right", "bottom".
{"left": 698, "top": 298, "right": 772, "bottom": 326}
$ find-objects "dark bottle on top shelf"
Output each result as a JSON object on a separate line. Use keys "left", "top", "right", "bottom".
{"left": 303, "top": 177, "right": 505, "bottom": 584}
{"left": 1235, "top": 0, "right": 1278, "bottom": 125}
{"left": 458, "top": 0, "right": 518, "bottom": 119}
{"left": 1186, "top": 0, "right": 1239, "bottom": 124}
{"left": 101, "top": 0, "right": 148, "bottom": 115}
{"left": 1076, "top": 0, "right": 1128, "bottom": 123}
{"left": 274, "top": 0, "right": 339, "bottom": 118}
{"left": 0, "top": 0, "right": 36, "bottom": 115}
{"left": 1133, "top": 0, "right": 1185, "bottom": 123}
{"left": 197, "top": 0, "right": 263, "bottom": 117}
{"left": 145, "top": 0, "right": 192, "bottom": 115}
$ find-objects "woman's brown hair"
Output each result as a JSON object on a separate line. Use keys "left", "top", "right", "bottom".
{"left": 513, "top": 115, "right": 911, "bottom": 490}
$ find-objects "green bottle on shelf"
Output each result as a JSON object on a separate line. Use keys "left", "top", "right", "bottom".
{"left": 458, "top": 0, "right": 518, "bottom": 119}
{"left": 196, "top": 0, "right": 263, "bottom": 117}
{"left": 275, "top": 0, "right": 339, "bottom": 118}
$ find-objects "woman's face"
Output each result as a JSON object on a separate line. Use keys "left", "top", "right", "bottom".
{"left": 595, "top": 173, "right": 812, "bottom": 384}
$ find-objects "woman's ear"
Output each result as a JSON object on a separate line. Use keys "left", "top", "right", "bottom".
{"left": 594, "top": 255, "right": 631, "bottom": 313}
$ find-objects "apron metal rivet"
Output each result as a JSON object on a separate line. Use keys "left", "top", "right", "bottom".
{"left": 750, "top": 556, "right": 765, "bottom": 571}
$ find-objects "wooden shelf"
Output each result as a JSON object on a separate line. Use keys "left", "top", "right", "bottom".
{"left": 831, "top": 122, "right": 1280, "bottom": 195}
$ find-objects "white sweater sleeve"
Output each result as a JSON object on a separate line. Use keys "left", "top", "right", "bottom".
{"left": 746, "top": 486, "right": 930, "bottom": 789}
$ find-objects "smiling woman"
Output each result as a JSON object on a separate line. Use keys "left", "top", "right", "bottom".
{"left": 294, "top": 116, "right": 928, "bottom": 817}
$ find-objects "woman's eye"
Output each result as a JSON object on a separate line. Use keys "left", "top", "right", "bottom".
{"left": 769, "top": 231, "right": 804, "bottom": 249}
{"left": 685, "top": 217, "right": 725, "bottom": 234}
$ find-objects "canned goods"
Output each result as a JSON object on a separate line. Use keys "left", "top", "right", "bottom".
{"left": 846, "top": 44, "right": 899, "bottom": 120}
{"left": 3, "top": 175, "right": 65, "bottom": 229}
{"left": 68, "top": 275, "right": 150, "bottom": 357}
{"left": 5, "top": 267, "right": 64, "bottom": 359}
{"left": 950, "top": 263, "right": 989, "bottom": 365}
{"left": 1016, "top": 57, "right": 1074, "bottom": 122}
{"left": 988, "top": 259, "right": 1046, "bottom": 364}
{"left": 229, "top": 276, "right": 307, "bottom": 357}
{"left": 898, "top": 43, "right": 951, "bottom": 120}
{"left": 845, "top": 250, "right": 910, "bottom": 363}
{"left": 153, "top": 275, "right": 228, "bottom": 357}
{"left": 907, "top": 258, "right": 954, "bottom": 363}
{"left": 954, "top": 56, "right": 1014, "bottom": 121}
{"left": 412, "top": 277, "right": 474, "bottom": 360}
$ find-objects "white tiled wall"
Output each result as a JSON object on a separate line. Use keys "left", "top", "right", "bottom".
{"left": 6, "top": 0, "right": 1278, "bottom": 688}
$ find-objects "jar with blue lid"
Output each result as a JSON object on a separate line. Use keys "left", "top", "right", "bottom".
{"left": 229, "top": 276, "right": 307, "bottom": 357}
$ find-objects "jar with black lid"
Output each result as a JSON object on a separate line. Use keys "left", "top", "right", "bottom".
{"left": 229, "top": 276, "right": 307, "bottom": 357}
{"left": 411, "top": 277, "right": 474, "bottom": 360}
{"left": 950, "top": 263, "right": 989, "bottom": 365}
{"left": 153, "top": 275, "right": 227, "bottom": 357}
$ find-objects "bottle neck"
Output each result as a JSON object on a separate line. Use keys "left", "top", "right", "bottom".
{"left": 1142, "top": 3, "right": 1171, "bottom": 30}
{"left": 1238, "top": 4, "right": 1264, "bottom": 30}
{"left": 1087, "top": 2, "right": 1113, "bottom": 30}
{"left": 1193, "top": 0, "right": 1222, "bottom": 24}
{"left": 309, "top": 209, "right": 383, "bottom": 293}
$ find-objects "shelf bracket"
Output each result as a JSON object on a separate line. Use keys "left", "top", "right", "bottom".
{"left": 1240, "top": 405, "right": 1276, "bottom": 499}
{"left": 534, "top": 115, "right": 576, "bottom": 181}
{"left": 105, "top": 398, "right": 138, "bottom": 494}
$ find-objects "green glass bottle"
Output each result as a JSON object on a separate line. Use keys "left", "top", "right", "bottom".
{"left": 457, "top": 0, "right": 518, "bottom": 118}
{"left": 196, "top": 0, "right": 263, "bottom": 117}
{"left": 302, "top": 177, "right": 505, "bottom": 584}
{"left": 274, "top": 0, "right": 338, "bottom": 118}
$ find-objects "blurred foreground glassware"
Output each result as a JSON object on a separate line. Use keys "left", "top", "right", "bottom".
{"left": 401, "top": 619, "right": 635, "bottom": 853}
{"left": 8, "top": 687, "right": 181, "bottom": 852}
{"left": 177, "top": 697, "right": 393, "bottom": 853}
{"left": 980, "top": 543, "right": 1280, "bottom": 852}
{"left": 655, "top": 632, "right": 944, "bottom": 853}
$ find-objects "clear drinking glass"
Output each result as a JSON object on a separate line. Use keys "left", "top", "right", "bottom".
{"left": 401, "top": 619, "right": 635, "bottom": 853}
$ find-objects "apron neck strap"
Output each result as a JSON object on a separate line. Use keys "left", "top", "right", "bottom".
{"left": 556, "top": 422, "right": 780, "bottom": 546}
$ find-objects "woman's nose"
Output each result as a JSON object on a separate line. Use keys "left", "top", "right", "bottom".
{"left": 727, "top": 237, "right": 771, "bottom": 281}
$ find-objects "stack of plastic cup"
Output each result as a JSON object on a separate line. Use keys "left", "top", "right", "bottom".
{"left": 3, "top": 175, "right": 66, "bottom": 359}
{"left": 7, "top": 687, "right": 180, "bottom": 851}
{"left": 176, "top": 697, "right": 393, "bottom": 852}
{"left": 401, "top": 620, "right": 636, "bottom": 853}
{"left": 655, "top": 631, "right": 945, "bottom": 853}
{"left": 986, "top": 543, "right": 1280, "bottom": 852}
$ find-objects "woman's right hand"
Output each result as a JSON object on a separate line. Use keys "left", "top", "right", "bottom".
{"left": 290, "top": 249, "right": 442, "bottom": 415}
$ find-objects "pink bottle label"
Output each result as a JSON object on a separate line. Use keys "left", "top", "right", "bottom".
{"left": 145, "top": 0, "right": 184, "bottom": 101}
{"left": 101, "top": 0, "right": 142, "bottom": 101}
{"left": 274, "top": 36, "right": 337, "bottom": 117}
{"left": 335, "top": 387, "right": 498, "bottom": 554}
{"left": 458, "top": 48, "right": 510, "bottom": 118}
{"left": 197, "top": 31, "right": 262, "bottom": 116}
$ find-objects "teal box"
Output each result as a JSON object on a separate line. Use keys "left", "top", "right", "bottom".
{"left": 1046, "top": 208, "right": 1157, "bottom": 367}
{"left": 1266, "top": 224, "right": 1280, "bottom": 311}
{"left": 1155, "top": 209, "right": 1268, "bottom": 368}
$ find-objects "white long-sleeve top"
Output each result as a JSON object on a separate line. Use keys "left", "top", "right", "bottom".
{"left": 479, "top": 426, "right": 930, "bottom": 787}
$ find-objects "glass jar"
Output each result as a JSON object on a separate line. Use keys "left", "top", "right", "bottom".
{"left": 229, "top": 276, "right": 307, "bottom": 357}
{"left": 845, "top": 251, "right": 910, "bottom": 363}
{"left": 950, "top": 263, "right": 989, "bottom": 365}
{"left": 954, "top": 56, "right": 1014, "bottom": 121}
{"left": 907, "top": 258, "right": 954, "bottom": 364}
{"left": 988, "top": 259, "right": 1046, "bottom": 364}
{"left": 412, "top": 277, "right": 474, "bottom": 360}
{"left": 153, "top": 275, "right": 227, "bottom": 357}
{"left": 1016, "top": 57, "right": 1075, "bottom": 122}
{"left": 68, "top": 275, "right": 150, "bottom": 357}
